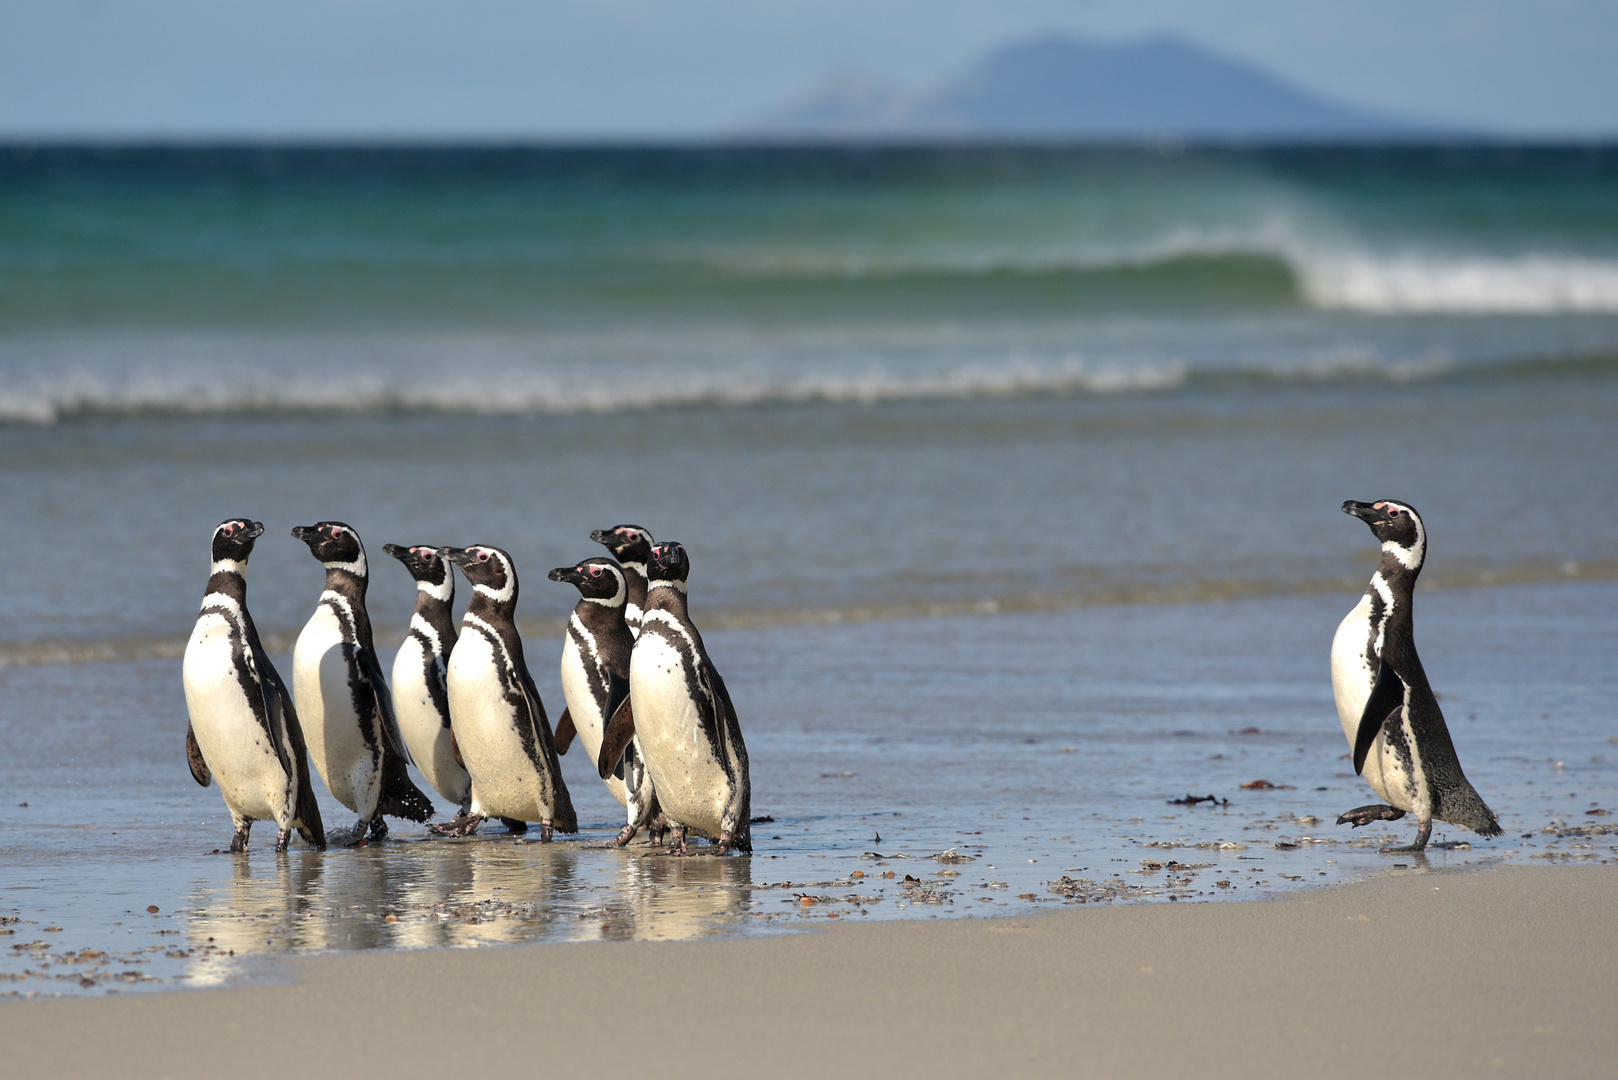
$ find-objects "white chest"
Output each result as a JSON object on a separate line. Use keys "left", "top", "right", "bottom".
{"left": 182, "top": 613, "right": 289, "bottom": 821}
{"left": 630, "top": 635, "right": 728, "bottom": 832}
{"left": 1330, "top": 594, "right": 1377, "bottom": 747}
{"left": 292, "top": 604, "right": 373, "bottom": 809}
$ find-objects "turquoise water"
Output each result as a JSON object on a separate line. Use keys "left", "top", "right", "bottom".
{"left": 1, "top": 145, "right": 1615, "bottom": 996}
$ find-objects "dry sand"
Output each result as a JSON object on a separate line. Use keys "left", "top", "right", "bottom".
{"left": 3, "top": 864, "right": 1613, "bottom": 1079}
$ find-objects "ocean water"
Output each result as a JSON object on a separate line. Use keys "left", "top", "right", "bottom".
{"left": 1, "top": 145, "right": 1615, "bottom": 996}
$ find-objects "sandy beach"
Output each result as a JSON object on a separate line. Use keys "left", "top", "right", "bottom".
{"left": 3, "top": 864, "right": 1611, "bottom": 1079}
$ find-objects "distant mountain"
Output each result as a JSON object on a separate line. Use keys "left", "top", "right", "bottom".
{"left": 743, "top": 35, "right": 1433, "bottom": 141}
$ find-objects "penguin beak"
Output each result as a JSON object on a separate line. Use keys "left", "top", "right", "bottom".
{"left": 383, "top": 543, "right": 410, "bottom": 563}
{"left": 1342, "top": 501, "right": 1385, "bottom": 524}
{"left": 244, "top": 522, "right": 265, "bottom": 540}
{"left": 291, "top": 525, "right": 317, "bottom": 545}
{"left": 589, "top": 529, "right": 612, "bottom": 545}
{"left": 441, "top": 546, "right": 473, "bottom": 569}
{"left": 548, "top": 566, "right": 583, "bottom": 585}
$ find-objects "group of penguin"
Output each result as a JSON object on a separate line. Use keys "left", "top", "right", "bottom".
{"left": 181, "top": 497, "right": 1505, "bottom": 861}
{"left": 180, "top": 522, "right": 750, "bottom": 857}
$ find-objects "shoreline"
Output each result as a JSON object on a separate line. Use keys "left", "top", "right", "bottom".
{"left": 4, "top": 864, "right": 1612, "bottom": 1079}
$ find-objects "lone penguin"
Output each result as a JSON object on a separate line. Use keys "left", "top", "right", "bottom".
{"left": 601, "top": 541, "right": 750, "bottom": 854}
{"left": 292, "top": 522, "right": 433, "bottom": 844}
{"left": 549, "top": 557, "right": 660, "bottom": 845}
{"left": 383, "top": 543, "right": 471, "bottom": 815}
{"left": 182, "top": 518, "right": 325, "bottom": 852}
{"left": 1331, "top": 500, "right": 1502, "bottom": 852}
{"left": 590, "top": 525, "right": 654, "bottom": 637}
{"left": 432, "top": 545, "right": 577, "bottom": 841}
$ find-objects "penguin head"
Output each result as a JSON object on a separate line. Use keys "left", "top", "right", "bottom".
{"left": 210, "top": 518, "right": 264, "bottom": 564}
{"left": 646, "top": 541, "right": 690, "bottom": 590}
{"left": 383, "top": 543, "right": 451, "bottom": 587}
{"left": 548, "top": 558, "right": 627, "bottom": 606}
{"left": 1343, "top": 500, "right": 1425, "bottom": 570}
{"left": 590, "top": 524, "right": 654, "bottom": 567}
{"left": 292, "top": 521, "right": 368, "bottom": 577}
{"left": 443, "top": 545, "right": 518, "bottom": 603}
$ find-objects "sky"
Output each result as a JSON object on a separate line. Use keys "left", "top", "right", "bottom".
{"left": 2, "top": 0, "right": 1615, "bottom": 140}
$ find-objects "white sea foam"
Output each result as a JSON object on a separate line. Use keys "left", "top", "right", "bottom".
{"left": 1299, "top": 253, "right": 1618, "bottom": 314}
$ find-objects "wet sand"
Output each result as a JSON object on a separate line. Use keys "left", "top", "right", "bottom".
{"left": 3, "top": 864, "right": 1612, "bottom": 1079}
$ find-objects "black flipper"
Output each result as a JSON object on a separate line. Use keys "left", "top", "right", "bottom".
{"left": 597, "top": 697, "right": 636, "bottom": 781}
{"left": 186, "top": 722, "right": 211, "bottom": 787}
{"left": 554, "top": 708, "right": 576, "bottom": 755}
{"left": 1354, "top": 661, "right": 1405, "bottom": 776}
{"left": 357, "top": 645, "right": 412, "bottom": 766}
{"left": 516, "top": 669, "right": 577, "bottom": 833}
{"left": 267, "top": 675, "right": 326, "bottom": 849}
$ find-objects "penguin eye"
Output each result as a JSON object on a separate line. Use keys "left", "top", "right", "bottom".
{"left": 221, "top": 523, "right": 234, "bottom": 537}
{"left": 589, "top": 566, "right": 602, "bottom": 578}
{"left": 1388, "top": 508, "right": 1401, "bottom": 518}
{"left": 477, "top": 550, "right": 490, "bottom": 563}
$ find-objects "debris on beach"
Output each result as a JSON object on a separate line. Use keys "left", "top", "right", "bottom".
{"left": 1168, "top": 794, "right": 1228, "bottom": 806}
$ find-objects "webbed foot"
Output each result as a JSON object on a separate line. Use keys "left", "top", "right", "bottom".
{"left": 715, "top": 831, "right": 734, "bottom": 856}
{"left": 368, "top": 817, "right": 389, "bottom": 842}
{"left": 1381, "top": 821, "right": 1432, "bottom": 853}
{"left": 229, "top": 824, "right": 251, "bottom": 853}
{"left": 614, "top": 824, "right": 638, "bottom": 847}
{"left": 427, "top": 813, "right": 486, "bottom": 837}
{"left": 667, "top": 825, "right": 688, "bottom": 856}
{"left": 1336, "top": 804, "right": 1406, "bottom": 828}
{"left": 275, "top": 828, "right": 292, "bottom": 852}
{"left": 539, "top": 820, "right": 554, "bottom": 843}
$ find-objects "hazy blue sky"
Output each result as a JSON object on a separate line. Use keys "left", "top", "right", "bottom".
{"left": 2, "top": 1, "right": 1614, "bottom": 139}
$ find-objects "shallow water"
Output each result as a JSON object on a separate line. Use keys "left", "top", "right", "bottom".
{"left": 3, "top": 580, "right": 1614, "bottom": 997}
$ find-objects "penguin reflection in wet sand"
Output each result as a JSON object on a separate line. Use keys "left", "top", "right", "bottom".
{"left": 590, "top": 525, "right": 654, "bottom": 637}
{"left": 549, "top": 558, "right": 660, "bottom": 845}
{"left": 1331, "top": 500, "right": 1502, "bottom": 852}
{"left": 601, "top": 541, "right": 750, "bottom": 855}
{"left": 384, "top": 544, "right": 471, "bottom": 815}
{"left": 433, "top": 545, "right": 577, "bottom": 841}
{"left": 292, "top": 522, "right": 433, "bottom": 844}
{"left": 182, "top": 519, "right": 325, "bottom": 852}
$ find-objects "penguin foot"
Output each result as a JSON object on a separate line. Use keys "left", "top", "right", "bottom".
{"left": 228, "top": 825, "right": 251, "bottom": 853}
{"left": 274, "top": 828, "right": 292, "bottom": 853}
{"left": 1381, "top": 821, "right": 1432, "bottom": 854}
{"left": 667, "top": 826, "right": 689, "bottom": 856}
{"left": 715, "top": 831, "right": 734, "bottom": 856}
{"left": 499, "top": 817, "right": 528, "bottom": 836}
{"left": 539, "top": 821, "right": 554, "bottom": 843}
{"left": 427, "top": 813, "right": 485, "bottom": 837}
{"left": 345, "top": 822, "right": 371, "bottom": 848}
{"left": 614, "top": 824, "right": 638, "bottom": 847}
{"left": 368, "top": 817, "right": 389, "bottom": 842}
{"left": 1336, "top": 804, "right": 1406, "bottom": 828}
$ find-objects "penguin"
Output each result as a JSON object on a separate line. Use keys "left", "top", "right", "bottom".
{"left": 600, "top": 541, "right": 750, "bottom": 855}
{"left": 589, "top": 525, "right": 654, "bottom": 637}
{"left": 432, "top": 545, "right": 577, "bottom": 842}
{"left": 1331, "top": 500, "right": 1502, "bottom": 852}
{"left": 291, "top": 522, "right": 433, "bottom": 844}
{"left": 383, "top": 544, "right": 471, "bottom": 814}
{"left": 182, "top": 518, "right": 326, "bottom": 852}
{"left": 548, "top": 557, "right": 660, "bottom": 845}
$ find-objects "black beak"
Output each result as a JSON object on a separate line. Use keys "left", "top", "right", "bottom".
{"left": 441, "top": 546, "right": 473, "bottom": 569}
{"left": 243, "top": 521, "right": 265, "bottom": 540}
{"left": 589, "top": 529, "right": 612, "bottom": 545}
{"left": 548, "top": 565, "right": 583, "bottom": 584}
{"left": 1342, "top": 501, "right": 1383, "bottom": 524}
{"left": 383, "top": 543, "right": 414, "bottom": 563}
{"left": 291, "top": 524, "right": 317, "bottom": 544}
